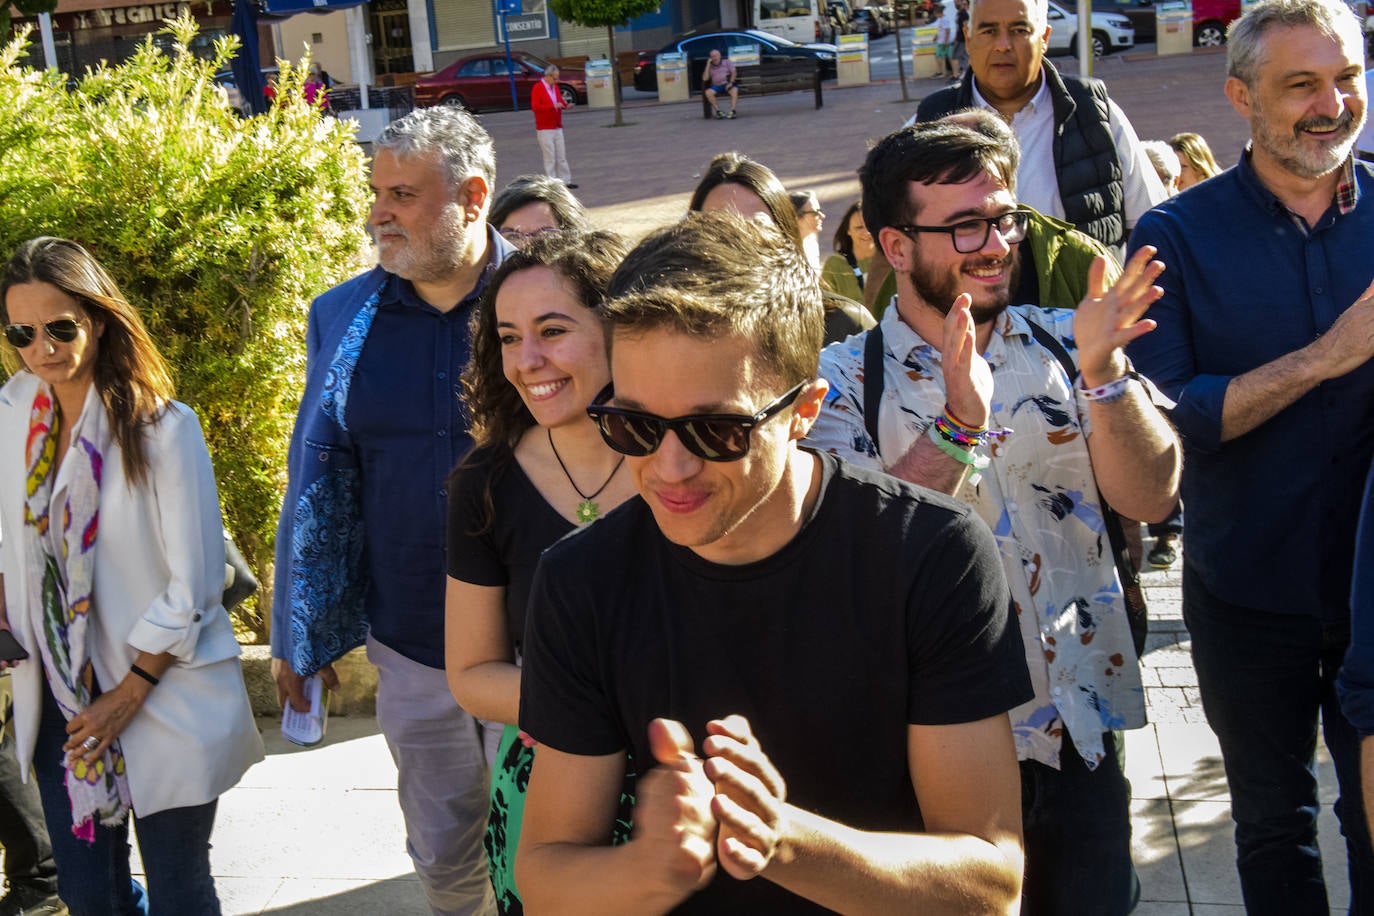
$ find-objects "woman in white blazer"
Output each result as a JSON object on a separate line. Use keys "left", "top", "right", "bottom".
{"left": 0, "top": 238, "right": 263, "bottom": 916}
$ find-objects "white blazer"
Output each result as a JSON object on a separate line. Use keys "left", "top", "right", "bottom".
{"left": 0, "top": 371, "right": 263, "bottom": 816}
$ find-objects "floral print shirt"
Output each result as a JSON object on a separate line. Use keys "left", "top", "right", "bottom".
{"left": 808, "top": 302, "right": 1146, "bottom": 771}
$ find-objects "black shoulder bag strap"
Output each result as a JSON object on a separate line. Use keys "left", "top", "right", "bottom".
{"left": 862, "top": 323, "right": 885, "bottom": 454}
{"left": 1025, "top": 319, "right": 1149, "bottom": 657}
{"left": 845, "top": 251, "right": 866, "bottom": 292}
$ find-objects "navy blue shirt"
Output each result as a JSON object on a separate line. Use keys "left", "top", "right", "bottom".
{"left": 1127, "top": 154, "right": 1374, "bottom": 621}
{"left": 1338, "top": 463, "right": 1374, "bottom": 735}
{"left": 345, "top": 231, "right": 512, "bottom": 667}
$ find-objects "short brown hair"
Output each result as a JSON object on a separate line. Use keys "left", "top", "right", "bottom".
{"left": 604, "top": 211, "right": 823, "bottom": 388}
{"left": 860, "top": 120, "right": 1018, "bottom": 236}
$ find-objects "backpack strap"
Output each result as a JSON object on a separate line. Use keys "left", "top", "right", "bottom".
{"left": 1024, "top": 318, "right": 1148, "bottom": 656}
{"left": 862, "top": 323, "right": 885, "bottom": 454}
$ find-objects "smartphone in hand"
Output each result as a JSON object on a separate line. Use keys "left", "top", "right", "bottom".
{"left": 0, "top": 630, "right": 29, "bottom": 663}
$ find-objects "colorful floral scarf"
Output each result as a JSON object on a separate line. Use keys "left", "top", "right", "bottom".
{"left": 21, "top": 382, "right": 132, "bottom": 841}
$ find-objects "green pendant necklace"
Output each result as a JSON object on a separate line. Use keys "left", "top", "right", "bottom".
{"left": 548, "top": 428, "right": 624, "bottom": 524}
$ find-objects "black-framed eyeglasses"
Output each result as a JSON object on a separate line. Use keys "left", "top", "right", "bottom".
{"left": 3, "top": 317, "right": 84, "bottom": 349}
{"left": 499, "top": 226, "right": 560, "bottom": 244}
{"left": 799, "top": 209, "right": 825, "bottom": 219}
{"left": 586, "top": 381, "right": 808, "bottom": 462}
{"left": 892, "top": 208, "right": 1031, "bottom": 254}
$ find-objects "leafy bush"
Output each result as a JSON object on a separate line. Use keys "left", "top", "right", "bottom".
{"left": 0, "top": 16, "right": 373, "bottom": 642}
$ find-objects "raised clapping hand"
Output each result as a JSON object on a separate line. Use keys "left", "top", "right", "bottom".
{"left": 633, "top": 718, "right": 720, "bottom": 898}
{"left": 1072, "top": 247, "right": 1166, "bottom": 387}
{"left": 702, "top": 715, "right": 787, "bottom": 880}
{"left": 942, "top": 293, "right": 994, "bottom": 429}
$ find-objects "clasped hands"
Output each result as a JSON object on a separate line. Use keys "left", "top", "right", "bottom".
{"left": 633, "top": 715, "right": 788, "bottom": 898}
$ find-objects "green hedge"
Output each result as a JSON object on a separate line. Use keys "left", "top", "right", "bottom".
{"left": 0, "top": 16, "right": 373, "bottom": 642}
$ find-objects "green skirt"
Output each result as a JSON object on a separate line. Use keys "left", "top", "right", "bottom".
{"left": 485, "top": 724, "right": 636, "bottom": 916}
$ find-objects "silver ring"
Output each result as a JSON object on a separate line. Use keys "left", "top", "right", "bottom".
{"left": 82, "top": 736, "right": 99, "bottom": 751}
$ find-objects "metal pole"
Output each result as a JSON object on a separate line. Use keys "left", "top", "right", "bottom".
{"left": 37, "top": 12, "right": 57, "bottom": 69}
{"left": 1077, "top": 0, "right": 1092, "bottom": 79}
{"left": 501, "top": 8, "right": 518, "bottom": 111}
{"left": 894, "top": 5, "right": 909, "bottom": 103}
{"left": 345, "top": 4, "right": 371, "bottom": 109}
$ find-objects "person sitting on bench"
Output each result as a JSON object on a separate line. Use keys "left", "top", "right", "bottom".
{"left": 703, "top": 49, "right": 738, "bottom": 119}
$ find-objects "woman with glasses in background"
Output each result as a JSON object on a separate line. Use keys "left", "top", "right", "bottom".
{"left": 445, "top": 230, "right": 635, "bottom": 916}
{"left": 0, "top": 237, "right": 263, "bottom": 915}
{"left": 789, "top": 189, "right": 825, "bottom": 271}
{"left": 488, "top": 175, "right": 587, "bottom": 248}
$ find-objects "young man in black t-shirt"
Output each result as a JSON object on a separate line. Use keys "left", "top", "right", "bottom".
{"left": 515, "top": 212, "right": 1032, "bottom": 914}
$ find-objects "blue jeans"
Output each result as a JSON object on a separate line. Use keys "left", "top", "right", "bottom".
{"left": 1184, "top": 561, "right": 1374, "bottom": 915}
{"left": 33, "top": 682, "right": 221, "bottom": 916}
{"left": 1020, "top": 729, "right": 1139, "bottom": 915}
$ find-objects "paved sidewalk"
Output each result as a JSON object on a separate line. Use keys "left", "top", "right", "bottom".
{"left": 474, "top": 48, "right": 1250, "bottom": 242}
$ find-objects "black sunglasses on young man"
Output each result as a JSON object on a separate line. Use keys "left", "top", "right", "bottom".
{"left": 3, "top": 318, "right": 84, "bottom": 349}
{"left": 586, "top": 381, "right": 808, "bottom": 462}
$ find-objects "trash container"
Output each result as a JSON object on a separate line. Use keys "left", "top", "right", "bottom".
{"left": 837, "top": 33, "right": 870, "bottom": 85}
{"left": 656, "top": 50, "right": 689, "bottom": 102}
{"left": 909, "top": 24, "right": 939, "bottom": 78}
{"left": 1156, "top": 0, "right": 1193, "bottom": 55}
{"left": 586, "top": 58, "right": 616, "bottom": 108}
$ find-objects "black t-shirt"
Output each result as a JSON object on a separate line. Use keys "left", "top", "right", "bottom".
{"left": 446, "top": 447, "right": 575, "bottom": 651}
{"left": 520, "top": 451, "right": 1031, "bottom": 914}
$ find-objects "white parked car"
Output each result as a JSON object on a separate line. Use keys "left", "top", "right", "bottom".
{"left": 1045, "top": 0, "right": 1135, "bottom": 57}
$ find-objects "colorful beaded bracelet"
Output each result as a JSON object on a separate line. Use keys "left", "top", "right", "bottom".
{"left": 927, "top": 423, "right": 990, "bottom": 469}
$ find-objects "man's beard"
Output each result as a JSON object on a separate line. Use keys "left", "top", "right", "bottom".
{"left": 907, "top": 246, "right": 1020, "bottom": 325}
{"left": 1253, "top": 104, "right": 1360, "bottom": 181}
{"left": 373, "top": 201, "right": 467, "bottom": 282}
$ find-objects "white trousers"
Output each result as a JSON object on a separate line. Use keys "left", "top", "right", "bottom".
{"left": 368, "top": 635, "right": 497, "bottom": 916}
{"left": 536, "top": 128, "right": 572, "bottom": 184}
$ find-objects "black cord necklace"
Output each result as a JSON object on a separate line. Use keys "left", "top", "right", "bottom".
{"left": 548, "top": 428, "right": 624, "bottom": 524}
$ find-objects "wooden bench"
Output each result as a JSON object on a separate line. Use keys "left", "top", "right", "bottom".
{"left": 702, "top": 58, "right": 823, "bottom": 118}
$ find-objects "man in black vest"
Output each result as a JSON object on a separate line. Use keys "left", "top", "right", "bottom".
{"left": 911, "top": 0, "right": 1165, "bottom": 253}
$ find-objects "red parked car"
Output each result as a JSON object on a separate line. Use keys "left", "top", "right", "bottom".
{"left": 413, "top": 52, "right": 587, "bottom": 111}
{"left": 1093, "top": 0, "right": 1239, "bottom": 46}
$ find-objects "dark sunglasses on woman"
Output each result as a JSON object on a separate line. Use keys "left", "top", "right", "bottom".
{"left": 4, "top": 317, "right": 84, "bottom": 349}
{"left": 586, "top": 381, "right": 807, "bottom": 462}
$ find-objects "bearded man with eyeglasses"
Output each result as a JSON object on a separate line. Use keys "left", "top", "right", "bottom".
{"left": 514, "top": 210, "right": 1033, "bottom": 915}
{"left": 808, "top": 118, "right": 1181, "bottom": 915}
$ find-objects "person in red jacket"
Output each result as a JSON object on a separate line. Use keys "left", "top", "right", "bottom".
{"left": 532, "top": 65, "right": 576, "bottom": 189}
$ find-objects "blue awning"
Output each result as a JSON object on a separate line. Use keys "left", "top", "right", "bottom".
{"left": 260, "top": 0, "right": 366, "bottom": 15}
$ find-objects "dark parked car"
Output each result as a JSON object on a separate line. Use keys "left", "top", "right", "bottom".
{"left": 413, "top": 52, "right": 586, "bottom": 111}
{"left": 633, "top": 29, "right": 838, "bottom": 93}
{"left": 1092, "top": 0, "right": 1240, "bottom": 46}
{"left": 214, "top": 67, "right": 279, "bottom": 116}
{"left": 849, "top": 6, "right": 891, "bottom": 37}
